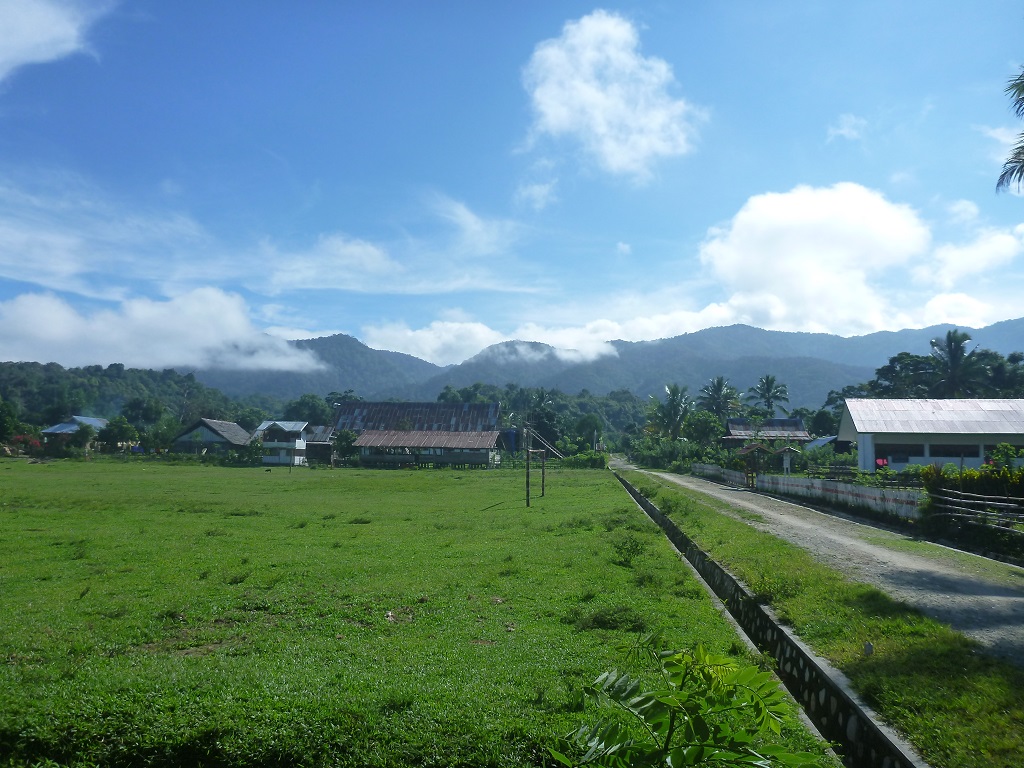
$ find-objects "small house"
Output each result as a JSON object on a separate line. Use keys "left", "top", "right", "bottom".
{"left": 305, "top": 424, "right": 336, "bottom": 465}
{"left": 41, "top": 415, "right": 108, "bottom": 437}
{"left": 41, "top": 416, "right": 108, "bottom": 449}
{"left": 722, "top": 417, "right": 811, "bottom": 444}
{"left": 172, "top": 418, "right": 251, "bottom": 455}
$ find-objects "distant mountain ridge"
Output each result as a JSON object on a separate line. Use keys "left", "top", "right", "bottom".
{"left": 191, "top": 319, "right": 1024, "bottom": 410}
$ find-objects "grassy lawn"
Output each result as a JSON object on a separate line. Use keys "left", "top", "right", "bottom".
{"left": 621, "top": 469, "right": 1024, "bottom": 768}
{"left": 0, "top": 460, "right": 829, "bottom": 767}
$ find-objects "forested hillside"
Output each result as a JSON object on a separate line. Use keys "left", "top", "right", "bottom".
{"left": 0, "top": 362, "right": 276, "bottom": 427}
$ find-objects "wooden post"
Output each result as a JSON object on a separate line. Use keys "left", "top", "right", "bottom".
{"left": 541, "top": 450, "right": 546, "bottom": 497}
{"left": 526, "top": 445, "right": 531, "bottom": 507}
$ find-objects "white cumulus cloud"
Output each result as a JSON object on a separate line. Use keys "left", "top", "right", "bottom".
{"left": 523, "top": 9, "right": 705, "bottom": 180}
{"left": 699, "top": 182, "right": 931, "bottom": 334}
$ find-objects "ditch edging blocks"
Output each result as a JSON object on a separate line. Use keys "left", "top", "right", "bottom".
{"left": 613, "top": 471, "right": 930, "bottom": 768}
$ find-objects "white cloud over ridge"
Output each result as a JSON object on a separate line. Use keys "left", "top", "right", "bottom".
{"left": 523, "top": 10, "right": 705, "bottom": 180}
{"left": 0, "top": 0, "right": 115, "bottom": 84}
{"left": 362, "top": 183, "right": 1024, "bottom": 365}
{"left": 3, "top": 168, "right": 1021, "bottom": 370}
{"left": 0, "top": 289, "right": 323, "bottom": 370}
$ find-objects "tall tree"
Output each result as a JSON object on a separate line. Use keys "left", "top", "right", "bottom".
{"left": 283, "top": 393, "right": 333, "bottom": 425}
{"left": 746, "top": 375, "right": 789, "bottom": 418}
{"left": 869, "top": 351, "right": 934, "bottom": 398}
{"left": 645, "top": 383, "right": 690, "bottom": 441}
{"left": 697, "top": 376, "right": 741, "bottom": 423}
{"left": 998, "top": 67, "right": 1024, "bottom": 191}
{"left": 928, "top": 329, "right": 990, "bottom": 397}
{"left": 98, "top": 416, "right": 139, "bottom": 452}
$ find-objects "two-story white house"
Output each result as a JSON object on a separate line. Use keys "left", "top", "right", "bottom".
{"left": 252, "top": 420, "right": 310, "bottom": 466}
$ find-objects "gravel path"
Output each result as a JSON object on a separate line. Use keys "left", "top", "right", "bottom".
{"left": 630, "top": 468, "right": 1024, "bottom": 666}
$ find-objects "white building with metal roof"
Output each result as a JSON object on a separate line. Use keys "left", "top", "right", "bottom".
{"left": 253, "top": 420, "right": 311, "bottom": 466}
{"left": 838, "top": 398, "right": 1024, "bottom": 472}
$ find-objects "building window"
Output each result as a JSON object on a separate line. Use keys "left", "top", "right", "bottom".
{"left": 929, "top": 444, "right": 981, "bottom": 459}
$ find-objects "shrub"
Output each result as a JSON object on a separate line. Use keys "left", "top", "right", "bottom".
{"left": 563, "top": 451, "right": 609, "bottom": 469}
{"left": 551, "top": 633, "right": 820, "bottom": 767}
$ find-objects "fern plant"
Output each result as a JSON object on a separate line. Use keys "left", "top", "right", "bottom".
{"left": 551, "top": 634, "right": 822, "bottom": 767}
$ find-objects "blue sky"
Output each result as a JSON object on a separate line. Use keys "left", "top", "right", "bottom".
{"left": 2, "top": 1, "right": 1024, "bottom": 371}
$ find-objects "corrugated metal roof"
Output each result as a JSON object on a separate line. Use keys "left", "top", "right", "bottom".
{"left": 41, "top": 416, "right": 108, "bottom": 434}
{"left": 172, "top": 419, "right": 251, "bottom": 446}
{"left": 723, "top": 418, "right": 811, "bottom": 441}
{"left": 306, "top": 424, "right": 334, "bottom": 443}
{"left": 355, "top": 430, "right": 500, "bottom": 449}
{"left": 805, "top": 435, "right": 837, "bottom": 450}
{"left": 199, "top": 419, "right": 252, "bottom": 446}
{"left": 839, "top": 399, "right": 1024, "bottom": 440}
{"left": 254, "top": 420, "right": 309, "bottom": 434}
{"left": 333, "top": 402, "right": 500, "bottom": 433}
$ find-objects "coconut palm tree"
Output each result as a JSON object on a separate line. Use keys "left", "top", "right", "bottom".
{"left": 697, "top": 376, "right": 741, "bottom": 423}
{"left": 745, "top": 375, "right": 789, "bottom": 418}
{"left": 998, "top": 68, "right": 1024, "bottom": 191}
{"left": 928, "top": 329, "right": 990, "bottom": 397}
{"left": 645, "top": 383, "right": 690, "bottom": 441}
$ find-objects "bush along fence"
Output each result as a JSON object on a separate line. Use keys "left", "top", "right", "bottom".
{"left": 692, "top": 464, "right": 923, "bottom": 523}
{"left": 613, "top": 471, "right": 926, "bottom": 768}
{"left": 920, "top": 464, "right": 1024, "bottom": 564}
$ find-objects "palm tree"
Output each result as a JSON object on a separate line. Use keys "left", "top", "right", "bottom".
{"left": 746, "top": 375, "right": 789, "bottom": 418}
{"left": 697, "top": 376, "right": 741, "bottom": 423}
{"left": 928, "top": 329, "right": 990, "bottom": 397}
{"left": 645, "top": 383, "right": 690, "bottom": 441}
{"left": 998, "top": 68, "right": 1024, "bottom": 191}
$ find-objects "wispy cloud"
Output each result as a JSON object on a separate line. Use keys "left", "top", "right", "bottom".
{"left": 0, "top": 0, "right": 116, "bottom": 84}
{"left": 0, "top": 173, "right": 210, "bottom": 300}
{"left": 431, "top": 195, "right": 521, "bottom": 258}
{"left": 827, "top": 113, "right": 867, "bottom": 142}
{"left": 523, "top": 10, "right": 706, "bottom": 181}
{"left": 515, "top": 179, "right": 558, "bottom": 211}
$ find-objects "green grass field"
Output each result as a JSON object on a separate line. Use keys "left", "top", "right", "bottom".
{"left": 0, "top": 460, "right": 828, "bottom": 767}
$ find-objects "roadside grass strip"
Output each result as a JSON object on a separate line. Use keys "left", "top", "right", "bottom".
{"left": 621, "top": 469, "right": 1024, "bottom": 768}
{"left": 0, "top": 460, "right": 832, "bottom": 767}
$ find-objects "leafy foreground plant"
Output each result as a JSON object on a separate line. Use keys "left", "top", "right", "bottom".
{"left": 551, "top": 634, "right": 823, "bottom": 767}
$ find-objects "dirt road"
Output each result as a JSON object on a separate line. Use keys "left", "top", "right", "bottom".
{"left": 635, "top": 469, "right": 1024, "bottom": 665}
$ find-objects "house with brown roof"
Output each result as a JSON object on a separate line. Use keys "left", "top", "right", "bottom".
{"left": 172, "top": 418, "right": 251, "bottom": 455}
{"left": 722, "top": 417, "right": 811, "bottom": 444}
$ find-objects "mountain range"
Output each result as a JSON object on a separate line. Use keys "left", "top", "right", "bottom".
{"left": 193, "top": 318, "right": 1024, "bottom": 410}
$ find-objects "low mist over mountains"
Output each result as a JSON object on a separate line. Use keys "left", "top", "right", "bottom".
{"left": 193, "top": 319, "right": 1024, "bottom": 410}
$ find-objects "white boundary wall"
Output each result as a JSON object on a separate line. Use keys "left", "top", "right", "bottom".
{"left": 692, "top": 463, "right": 747, "bottom": 487}
{"left": 692, "top": 464, "right": 923, "bottom": 521}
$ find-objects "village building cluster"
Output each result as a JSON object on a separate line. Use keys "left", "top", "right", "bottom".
{"left": 40, "top": 398, "right": 1024, "bottom": 472}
